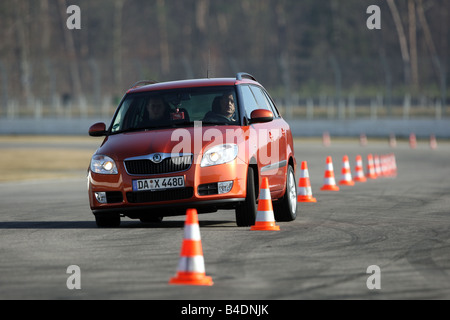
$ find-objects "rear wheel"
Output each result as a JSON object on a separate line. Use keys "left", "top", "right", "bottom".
{"left": 274, "top": 165, "right": 297, "bottom": 221}
{"left": 235, "top": 167, "right": 257, "bottom": 227}
{"left": 95, "top": 214, "right": 121, "bottom": 228}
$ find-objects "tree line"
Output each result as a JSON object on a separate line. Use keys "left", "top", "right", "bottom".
{"left": 0, "top": 0, "right": 448, "bottom": 111}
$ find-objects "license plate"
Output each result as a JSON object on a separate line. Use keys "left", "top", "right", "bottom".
{"left": 132, "top": 176, "right": 185, "bottom": 191}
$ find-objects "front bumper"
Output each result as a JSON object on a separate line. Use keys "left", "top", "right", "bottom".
{"left": 88, "top": 158, "right": 248, "bottom": 216}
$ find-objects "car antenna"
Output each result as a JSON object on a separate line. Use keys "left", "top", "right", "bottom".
{"left": 207, "top": 48, "right": 211, "bottom": 78}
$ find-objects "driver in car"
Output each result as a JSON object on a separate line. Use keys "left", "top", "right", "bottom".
{"left": 203, "top": 92, "right": 236, "bottom": 123}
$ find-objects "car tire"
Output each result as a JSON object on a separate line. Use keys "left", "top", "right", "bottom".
{"left": 95, "top": 214, "right": 121, "bottom": 228}
{"left": 235, "top": 166, "right": 257, "bottom": 227}
{"left": 274, "top": 165, "right": 297, "bottom": 222}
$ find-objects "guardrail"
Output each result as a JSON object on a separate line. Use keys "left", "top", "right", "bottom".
{"left": 1, "top": 117, "right": 449, "bottom": 138}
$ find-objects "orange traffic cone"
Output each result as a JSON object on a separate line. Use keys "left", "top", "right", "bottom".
{"left": 320, "top": 156, "right": 339, "bottom": 191}
{"left": 383, "top": 153, "right": 397, "bottom": 178}
{"left": 339, "top": 155, "right": 355, "bottom": 186}
{"left": 353, "top": 155, "right": 367, "bottom": 182}
{"left": 390, "top": 153, "right": 398, "bottom": 177}
{"left": 297, "top": 161, "right": 317, "bottom": 202}
{"left": 430, "top": 134, "right": 437, "bottom": 149}
{"left": 366, "top": 154, "right": 377, "bottom": 179}
{"left": 322, "top": 131, "right": 330, "bottom": 147}
{"left": 389, "top": 133, "right": 397, "bottom": 148}
{"left": 409, "top": 133, "right": 417, "bottom": 149}
{"left": 250, "top": 177, "right": 280, "bottom": 231}
{"left": 374, "top": 155, "right": 382, "bottom": 177}
{"left": 360, "top": 133, "right": 367, "bottom": 146}
{"left": 380, "top": 155, "right": 390, "bottom": 176}
{"left": 169, "top": 208, "right": 213, "bottom": 286}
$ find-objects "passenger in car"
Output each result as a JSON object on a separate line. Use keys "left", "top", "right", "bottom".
{"left": 141, "top": 97, "right": 171, "bottom": 126}
{"left": 203, "top": 92, "right": 236, "bottom": 123}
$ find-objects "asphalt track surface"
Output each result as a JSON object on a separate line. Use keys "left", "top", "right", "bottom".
{"left": 1, "top": 138, "right": 449, "bottom": 300}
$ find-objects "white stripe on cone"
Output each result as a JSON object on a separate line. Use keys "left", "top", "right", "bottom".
{"left": 255, "top": 210, "right": 276, "bottom": 222}
{"left": 177, "top": 256, "right": 206, "bottom": 273}
{"left": 184, "top": 224, "right": 201, "bottom": 241}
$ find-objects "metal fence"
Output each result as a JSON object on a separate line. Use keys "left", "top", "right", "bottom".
{"left": 0, "top": 55, "right": 448, "bottom": 120}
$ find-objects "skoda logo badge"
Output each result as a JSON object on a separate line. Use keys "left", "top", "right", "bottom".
{"left": 152, "top": 154, "right": 162, "bottom": 163}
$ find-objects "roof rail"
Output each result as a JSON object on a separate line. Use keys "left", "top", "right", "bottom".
{"left": 129, "top": 80, "right": 158, "bottom": 89}
{"left": 236, "top": 72, "right": 257, "bottom": 82}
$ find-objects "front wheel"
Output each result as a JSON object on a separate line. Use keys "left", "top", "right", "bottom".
{"left": 274, "top": 165, "right": 297, "bottom": 222}
{"left": 235, "top": 167, "right": 257, "bottom": 227}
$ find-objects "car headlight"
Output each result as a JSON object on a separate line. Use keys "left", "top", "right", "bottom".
{"left": 90, "top": 155, "right": 118, "bottom": 174}
{"left": 201, "top": 144, "right": 238, "bottom": 167}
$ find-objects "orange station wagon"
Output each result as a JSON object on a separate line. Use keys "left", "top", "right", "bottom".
{"left": 88, "top": 73, "right": 297, "bottom": 227}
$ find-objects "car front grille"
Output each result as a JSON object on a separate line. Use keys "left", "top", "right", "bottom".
{"left": 124, "top": 155, "right": 192, "bottom": 175}
{"left": 126, "top": 187, "right": 194, "bottom": 203}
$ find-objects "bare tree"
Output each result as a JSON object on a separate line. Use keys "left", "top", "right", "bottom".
{"left": 57, "top": 0, "right": 83, "bottom": 108}
{"left": 417, "top": 0, "right": 439, "bottom": 80}
{"left": 387, "top": 0, "right": 411, "bottom": 86}
{"left": 113, "top": 0, "right": 125, "bottom": 93}
{"left": 14, "top": 0, "right": 33, "bottom": 107}
{"left": 157, "top": 0, "right": 170, "bottom": 75}
{"left": 408, "top": 0, "right": 419, "bottom": 90}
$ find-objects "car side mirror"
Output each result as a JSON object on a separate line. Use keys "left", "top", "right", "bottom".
{"left": 249, "top": 109, "right": 273, "bottom": 124}
{"left": 89, "top": 122, "right": 107, "bottom": 137}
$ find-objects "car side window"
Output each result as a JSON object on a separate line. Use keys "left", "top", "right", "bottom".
{"left": 240, "top": 85, "right": 259, "bottom": 118}
{"left": 249, "top": 86, "right": 272, "bottom": 112}
{"left": 262, "top": 89, "right": 280, "bottom": 118}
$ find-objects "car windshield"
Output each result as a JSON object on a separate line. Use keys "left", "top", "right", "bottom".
{"left": 110, "top": 86, "right": 239, "bottom": 134}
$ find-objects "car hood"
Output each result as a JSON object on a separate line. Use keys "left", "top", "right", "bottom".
{"left": 96, "top": 126, "right": 244, "bottom": 161}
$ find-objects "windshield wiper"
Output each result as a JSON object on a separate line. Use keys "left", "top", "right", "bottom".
{"left": 112, "top": 120, "right": 236, "bottom": 134}
{"left": 113, "top": 125, "right": 171, "bottom": 134}
{"left": 170, "top": 120, "right": 229, "bottom": 127}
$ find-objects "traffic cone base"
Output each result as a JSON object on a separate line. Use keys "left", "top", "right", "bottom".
{"left": 320, "top": 184, "right": 340, "bottom": 191}
{"left": 339, "top": 180, "right": 355, "bottom": 186}
{"left": 250, "top": 221, "right": 280, "bottom": 231}
{"left": 170, "top": 272, "right": 213, "bottom": 286}
{"left": 297, "top": 195, "right": 317, "bottom": 202}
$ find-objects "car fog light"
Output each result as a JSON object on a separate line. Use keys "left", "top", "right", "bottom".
{"left": 218, "top": 181, "right": 233, "bottom": 194}
{"left": 95, "top": 192, "right": 107, "bottom": 204}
